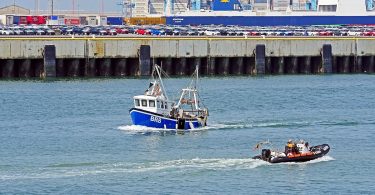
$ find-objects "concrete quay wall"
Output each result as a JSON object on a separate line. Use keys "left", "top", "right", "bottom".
{"left": 0, "top": 37, "right": 375, "bottom": 78}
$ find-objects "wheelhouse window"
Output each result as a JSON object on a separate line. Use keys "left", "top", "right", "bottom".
{"left": 149, "top": 100, "right": 155, "bottom": 107}
{"left": 165, "top": 103, "right": 168, "bottom": 109}
{"left": 141, "top": 100, "right": 147, "bottom": 107}
{"left": 160, "top": 101, "right": 164, "bottom": 109}
{"left": 135, "top": 99, "right": 140, "bottom": 107}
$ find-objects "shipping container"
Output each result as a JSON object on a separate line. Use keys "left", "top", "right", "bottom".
{"left": 48, "top": 20, "right": 59, "bottom": 25}
{"left": 80, "top": 16, "right": 88, "bottom": 25}
{"left": 51, "top": 15, "right": 58, "bottom": 20}
{"left": 87, "top": 16, "right": 97, "bottom": 26}
{"left": 13, "top": 16, "right": 20, "bottom": 24}
{"left": 272, "top": 0, "right": 290, "bottom": 11}
{"left": 26, "top": 16, "right": 47, "bottom": 25}
{"left": 212, "top": 0, "right": 241, "bottom": 11}
{"left": 58, "top": 18, "right": 65, "bottom": 25}
{"left": 97, "top": 16, "right": 108, "bottom": 26}
{"left": 47, "top": 15, "right": 59, "bottom": 25}
{"left": 292, "top": 0, "right": 308, "bottom": 10}
{"left": 6, "top": 15, "right": 14, "bottom": 25}
{"left": 19, "top": 16, "right": 28, "bottom": 25}
{"left": 107, "top": 17, "right": 123, "bottom": 25}
{"left": 65, "top": 18, "right": 80, "bottom": 25}
{"left": 125, "top": 17, "right": 166, "bottom": 25}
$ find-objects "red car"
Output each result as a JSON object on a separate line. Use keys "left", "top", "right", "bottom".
{"left": 114, "top": 27, "right": 128, "bottom": 34}
{"left": 318, "top": 31, "right": 333, "bottom": 36}
{"left": 136, "top": 28, "right": 148, "bottom": 35}
{"left": 362, "top": 31, "right": 375, "bottom": 36}
{"left": 249, "top": 31, "right": 261, "bottom": 36}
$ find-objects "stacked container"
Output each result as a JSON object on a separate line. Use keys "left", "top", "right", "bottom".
{"left": 64, "top": 17, "right": 80, "bottom": 25}
{"left": 272, "top": 0, "right": 290, "bottom": 11}
{"left": 292, "top": 0, "right": 308, "bottom": 11}
{"left": 107, "top": 17, "right": 123, "bottom": 25}
{"left": 87, "top": 16, "right": 97, "bottom": 26}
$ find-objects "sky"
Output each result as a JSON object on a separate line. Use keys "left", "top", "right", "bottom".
{"left": 0, "top": 0, "right": 123, "bottom": 12}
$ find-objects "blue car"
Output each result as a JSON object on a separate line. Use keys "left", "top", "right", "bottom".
{"left": 150, "top": 28, "right": 161, "bottom": 35}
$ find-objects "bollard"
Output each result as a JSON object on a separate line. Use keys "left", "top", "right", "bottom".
{"left": 43, "top": 45, "right": 56, "bottom": 78}
{"left": 255, "top": 44, "right": 266, "bottom": 75}
{"left": 322, "top": 44, "right": 333, "bottom": 73}
{"left": 138, "top": 45, "right": 151, "bottom": 76}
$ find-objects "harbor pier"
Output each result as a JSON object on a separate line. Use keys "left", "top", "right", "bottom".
{"left": 1, "top": 37, "right": 375, "bottom": 78}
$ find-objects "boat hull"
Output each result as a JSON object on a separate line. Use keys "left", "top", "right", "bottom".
{"left": 129, "top": 108, "right": 203, "bottom": 130}
{"left": 166, "top": 16, "right": 375, "bottom": 26}
{"left": 253, "top": 144, "right": 330, "bottom": 163}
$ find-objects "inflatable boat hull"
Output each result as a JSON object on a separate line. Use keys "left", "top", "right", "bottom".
{"left": 253, "top": 144, "right": 330, "bottom": 164}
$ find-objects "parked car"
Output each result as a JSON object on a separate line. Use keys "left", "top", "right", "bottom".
{"left": 0, "top": 27, "right": 14, "bottom": 35}
{"left": 204, "top": 29, "right": 220, "bottom": 36}
{"left": 12, "top": 27, "right": 25, "bottom": 35}
{"left": 136, "top": 28, "right": 149, "bottom": 35}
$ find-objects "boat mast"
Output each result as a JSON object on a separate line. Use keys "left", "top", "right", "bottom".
{"left": 155, "top": 65, "right": 169, "bottom": 100}
{"left": 196, "top": 65, "right": 198, "bottom": 89}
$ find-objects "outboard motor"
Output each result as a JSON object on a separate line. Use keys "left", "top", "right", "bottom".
{"left": 261, "top": 149, "right": 271, "bottom": 161}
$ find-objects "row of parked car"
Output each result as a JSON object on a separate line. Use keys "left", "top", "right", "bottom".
{"left": 1, "top": 24, "right": 375, "bottom": 37}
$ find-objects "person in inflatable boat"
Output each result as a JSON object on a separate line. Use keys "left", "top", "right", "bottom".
{"left": 285, "top": 139, "right": 310, "bottom": 156}
{"left": 285, "top": 139, "right": 296, "bottom": 155}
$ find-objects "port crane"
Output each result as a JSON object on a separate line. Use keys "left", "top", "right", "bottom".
{"left": 117, "top": 0, "right": 134, "bottom": 17}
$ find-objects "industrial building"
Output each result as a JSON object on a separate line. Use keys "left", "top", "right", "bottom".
{"left": 0, "top": 5, "right": 30, "bottom": 15}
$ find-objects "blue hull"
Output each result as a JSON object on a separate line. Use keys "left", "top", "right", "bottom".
{"left": 129, "top": 108, "right": 203, "bottom": 130}
{"left": 166, "top": 16, "right": 375, "bottom": 26}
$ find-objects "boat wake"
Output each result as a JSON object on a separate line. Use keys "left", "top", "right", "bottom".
{"left": 1, "top": 156, "right": 335, "bottom": 180}
{"left": 193, "top": 119, "right": 372, "bottom": 131}
{"left": 118, "top": 125, "right": 209, "bottom": 135}
{"left": 279, "top": 155, "right": 335, "bottom": 165}
{"left": 0, "top": 158, "right": 268, "bottom": 180}
{"left": 119, "top": 118, "right": 371, "bottom": 135}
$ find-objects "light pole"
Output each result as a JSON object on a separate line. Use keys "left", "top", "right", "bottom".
{"left": 13, "top": 0, "right": 16, "bottom": 14}
{"left": 51, "top": 0, "right": 54, "bottom": 16}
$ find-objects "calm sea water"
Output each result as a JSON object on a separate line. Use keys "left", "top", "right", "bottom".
{"left": 1, "top": 75, "right": 375, "bottom": 194}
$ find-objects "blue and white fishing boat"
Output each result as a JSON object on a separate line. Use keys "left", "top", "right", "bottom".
{"left": 129, "top": 65, "right": 209, "bottom": 130}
